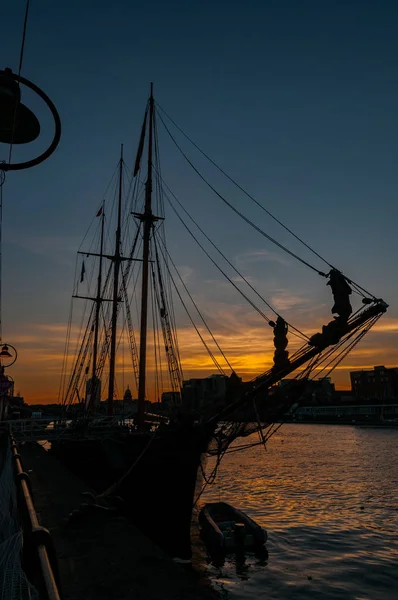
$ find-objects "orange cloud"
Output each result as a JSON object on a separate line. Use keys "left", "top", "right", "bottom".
{"left": 372, "top": 319, "right": 398, "bottom": 333}
{"left": 6, "top": 313, "right": 398, "bottom": 404}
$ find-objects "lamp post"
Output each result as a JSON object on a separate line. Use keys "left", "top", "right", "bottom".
{"left": 0, "top": 66, "right": 61, "bottom": 419}
{"left": 0, "top": 343, "right": 17, "bottom": 420}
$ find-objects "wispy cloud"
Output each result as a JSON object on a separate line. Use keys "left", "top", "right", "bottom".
{"left": 235, "top": 249, "right": 291, "bottom": 269}
{"left": 270, "top": 288, "right": 311, "bottom": 312}
{"left": 372, "top": 319, "right": 398, "bottom": 333}
{"left": 231, "top": 274, "right": 257, "bottom": 285}
{"left": 6, "top": 234, "right": 80, "bottom": 266}
{"left": 174, "top": 265, "right": 194, "bottom": 284}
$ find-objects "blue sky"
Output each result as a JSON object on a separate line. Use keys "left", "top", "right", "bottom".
{"left": 1, "top": 1, "right": 397, "bottom": 401}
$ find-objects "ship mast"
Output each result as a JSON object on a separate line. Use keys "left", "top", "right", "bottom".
{"left": 137, "top": 83, "right": 154, "bottom": 428}
{"left": 107, "top": 145, "right": 124, "bottom": 415}
{"left": 90, "top": 201, "right": 105, "bottom": 409}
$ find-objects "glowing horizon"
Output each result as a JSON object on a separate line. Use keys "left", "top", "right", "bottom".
{"left": 7, "top": 316, "right": 398, "bottom": 405}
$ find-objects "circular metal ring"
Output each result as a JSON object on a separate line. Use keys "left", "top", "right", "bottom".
{"left": 0, "top": 343, "right": 18, "bottom": 367}
{"left": 0, "top": 69, "right": 61, "bottom": 171}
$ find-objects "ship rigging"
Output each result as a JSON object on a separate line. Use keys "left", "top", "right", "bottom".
{"left": 53, "top": 86, "right": 387, "bottom": 559}
{"left": 59, "top": 85, "right": 387, "bottom": 424}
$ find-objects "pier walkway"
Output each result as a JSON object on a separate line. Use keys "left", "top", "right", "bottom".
{"left": 20, "top": 441, "right": 217, "bottom": 600}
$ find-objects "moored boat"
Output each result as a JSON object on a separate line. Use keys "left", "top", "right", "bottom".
{"left": 199, "top": 502, "right": 267, "bottom": 555}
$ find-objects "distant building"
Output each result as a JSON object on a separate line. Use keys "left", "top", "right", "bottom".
{"left": 182, "top": 374, "right": 230, "bottom": 412}
{"left": 111, "top": 397, "right": 152, "bottom": 415}
{"left": 278, "top": 377, "right": 335, "bottom": 404}
{"left": 123, "top": 386, "right": 133, "bottom": 403}
{"left": 350, "top": 366, "right": 398, "bottom": 399}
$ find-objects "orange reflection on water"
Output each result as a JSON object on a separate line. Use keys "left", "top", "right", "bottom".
{"left": 203, "top": 425, "right": 398, "bottom": 598}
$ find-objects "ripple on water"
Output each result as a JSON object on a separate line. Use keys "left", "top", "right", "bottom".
{"left": 203, "top": 424, "right": 398, "bottom": 599}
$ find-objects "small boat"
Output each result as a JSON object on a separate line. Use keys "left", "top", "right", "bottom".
{"left": 199, "top": 502, "right": 267, "bottom": 555}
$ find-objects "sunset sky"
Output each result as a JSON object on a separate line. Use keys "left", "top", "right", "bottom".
{"left": 1, "top": 1, "right": 397, "bottom": 404}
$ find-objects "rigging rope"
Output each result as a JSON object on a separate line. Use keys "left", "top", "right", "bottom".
{"left": 156, "top": 110, "right": 327, "bottom": 277}
{"left": 7, "top": 0, "right": 31, "bottom": 166}
{"left": 314, "top": 316, "right": 381, "bottom": 381}
{"left": 158, "top": 170, "right": 309, "bottom": 342}
{"left": 197, "top": 309, "right": 382, "bottom": 501}
{"left": 155, "top": 101, "right": 332, "bottom": 263}
{"left": 154, "top": 231, "right": 234, "bottom": 372}
{"left": 153, "top": 106, "right": 185, "bottom": 374}
{"left": 253, "top": 318, "right": 381, "bottom": 448}
{"left": 150, "top": 261, "right": 168, "bottom": 395}
{"left": 155, "top": 231, "right": 226, "bottom": 374}
{"left": 61, "top": 161, "right": 145, "bottom": 406}
{"left": 150, "top": 263, "right": 165, "bottom": 397}
{"left": 156, "top": 104, "right": 378, "bottom": 300}
{"left": 151, "top": 240, "right": 184, "bottom": 390}
{"left": 207, "top": 305, "right": 382, "bottom": 459}
{"left": 162, "top": 188, "right": 272, "bottom": 325}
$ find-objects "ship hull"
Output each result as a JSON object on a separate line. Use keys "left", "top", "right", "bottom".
{"left": 51, "top": 421, "right": 213, "bottom": 559}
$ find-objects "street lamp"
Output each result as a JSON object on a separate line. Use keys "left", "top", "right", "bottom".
{"left": 0, "top": 343, "right": 17, "bottom": 368}
{"left": 0, "top": 67, "right": 61, "bottom": 170}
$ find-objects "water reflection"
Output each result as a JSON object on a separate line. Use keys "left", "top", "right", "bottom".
{"left": 203, "top": 424, "right": 398, "bottom": 599}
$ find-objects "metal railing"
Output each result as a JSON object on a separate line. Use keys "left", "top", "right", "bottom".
{"left": 2, "top": 413, "right": 169, "bottom": 441}
{"left": 9, "top": 433, "right": 61, "bottom": 600}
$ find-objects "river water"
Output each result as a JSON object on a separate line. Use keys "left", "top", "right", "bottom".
{"left": 202, "top": 424, "right": 398, "bottom": 600}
